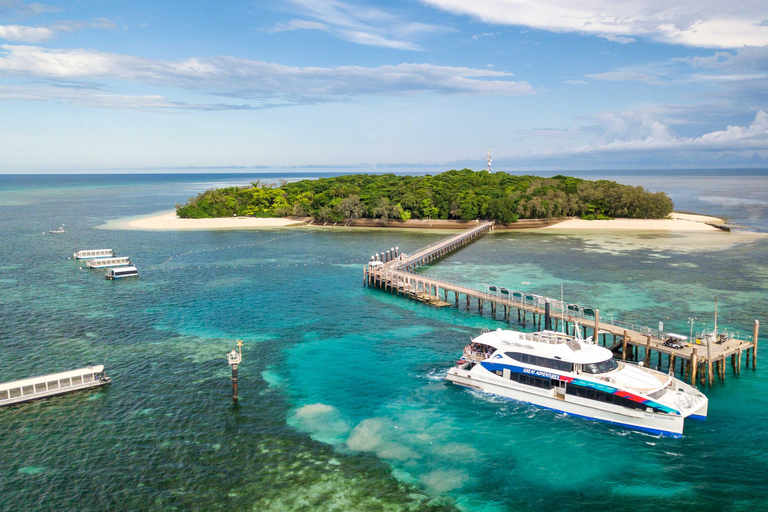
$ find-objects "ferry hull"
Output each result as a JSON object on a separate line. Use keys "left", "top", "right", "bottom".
{"left": 0, "top": 378, "right": 110, "bottom": 407}
{"left": 447, "top": 370, "right": 686, "bottom": 436}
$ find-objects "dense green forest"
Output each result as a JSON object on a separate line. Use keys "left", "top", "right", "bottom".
{"left": 176, "top": 170, "right": 674, "bottom": 222}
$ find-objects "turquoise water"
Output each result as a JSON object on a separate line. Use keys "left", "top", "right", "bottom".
{"left": 1, "top": 172, "right": 768, "bottom": 511}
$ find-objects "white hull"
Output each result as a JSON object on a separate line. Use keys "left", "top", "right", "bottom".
{"left": 447, "top": 368, "right": 686, "bottom": 436}
{"left": 1, "top": 365, "right": 110, "bottom": 407}
{"left": 0, "top": 379, "right": 109, "bottom": 406}
{"left": 73, "top": 250, "right": 114, "bottom": 259}
{"left": 87, "top": 258, "right": 131, "bottom": 269}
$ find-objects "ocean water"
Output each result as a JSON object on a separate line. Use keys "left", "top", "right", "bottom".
{"left": 1, "top": 170, "right": 768, "bottom": 512}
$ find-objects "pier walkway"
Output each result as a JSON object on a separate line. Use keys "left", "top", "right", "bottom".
{"left": 364, "top": 222, "right": 758, "bottom": 387}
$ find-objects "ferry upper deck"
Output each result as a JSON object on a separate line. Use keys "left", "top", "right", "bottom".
{"left": 0, "top": 365, "right": 109, "bottom": 407}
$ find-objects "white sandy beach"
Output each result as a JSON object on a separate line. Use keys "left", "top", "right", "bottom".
{"left": 105, "top": 210, "right": 726, "bottom": 232}
{"left": 107, "top": 211, "right": 307, "bottom": 230}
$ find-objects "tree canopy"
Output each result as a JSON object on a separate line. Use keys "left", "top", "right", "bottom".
{"left": 176, "top": 170, "right": 674, "bottom": 222}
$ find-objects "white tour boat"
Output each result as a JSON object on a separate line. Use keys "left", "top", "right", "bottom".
{"left": 446, "top": 328, "right": 708, "bottom": 436}
{"left": 105, "top": 266, "right": 138, "bottom": 279}
{"left": 0, "top": 365, "right": 110, "bottom": 407}
{"left": 87, "top": 256, "right": 132, "bottom": 269}
{"left": 73, "top": 249, "right": 114, "bottom": 259}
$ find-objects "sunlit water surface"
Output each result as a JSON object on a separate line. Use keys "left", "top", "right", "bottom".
{"left": 1, "top": 171, "right": 768, "bottom": 512}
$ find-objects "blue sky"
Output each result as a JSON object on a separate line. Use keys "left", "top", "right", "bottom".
{"left": 1, "top": 0, "right": 768, "bottom": 172}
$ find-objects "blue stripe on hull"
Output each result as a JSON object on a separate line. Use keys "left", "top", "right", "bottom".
{"left": 451, "top": 382, "right": 683, "bottom": 437}
{"left": 689, "top": 414, "right": 707, "bottom": 421}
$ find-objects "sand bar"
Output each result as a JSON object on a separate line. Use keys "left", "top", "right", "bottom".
{"left": 543, "top": 215, "right": 721, "bottom": 231}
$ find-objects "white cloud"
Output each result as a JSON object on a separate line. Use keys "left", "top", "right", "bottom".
{"left": 601, "top": 34, "right": 636, "bottom": 44}
{"left": 685, "top": 46, "right": 768, "bottom": 72}
{"left": 564, "top": 79, "right": 588, "bottom": 85}
{"left": 268, "top": 0, "right": 446, "bottom": 50}
{"left": 0, "top": 44, "right": 534, "bottom": 109}
{"left": 419, "top": 0, "right": 768, "bottom": 49}
{"left": 0, "top": 1, "right": 62, "bottom": 17}
{"left": 567, "top": 110, "right": 768, "bottom": 156}
{"left": 0, "top": 84, "right": 256, "bottom": 111}
{"left": 267, "top": 19, "right": 328, "bottom": 33}
{"left": 585, "top": 71, "right": 658, "bottom": 83}
{"left": 493, "top": 108, "right": 768, "bottom": 170}
{"left": 593, "top": 110, "right": 676, "bottom": 143}
{"left": 0, "top": 18, "right": 115, "bottom": 43}
{"left": 0, "top": 24, "right": 52, "bottom": 42}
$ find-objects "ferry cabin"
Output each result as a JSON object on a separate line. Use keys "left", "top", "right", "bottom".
{"left": 105, "top": 266, "right": 138, "bottom": 279}
{"left": 0, "top": 365, "right": 110, "bottom": 407}
{"left": 447, "top": 329, "right": 708, "bottom": 436}
{"left": 86, "top": 256, "right": 131, "bottom": 269}
{"left": 74, "top": 249, "right": 114, "bottom": 259}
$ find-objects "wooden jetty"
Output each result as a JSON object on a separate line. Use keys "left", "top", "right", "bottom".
{"left": 364, "top": 221, "right": 758, "bottom": 387}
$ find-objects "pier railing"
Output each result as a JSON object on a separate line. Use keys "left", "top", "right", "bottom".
{"left": 365, "top": 221, "right": 758, "bottom": 386}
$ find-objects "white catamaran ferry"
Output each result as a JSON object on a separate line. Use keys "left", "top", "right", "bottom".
{"left": 105, "top": 266, "right": 138, "bottom": 279}
{"left": 446, "top": 328, "right": 708, "bottom": 436}
{"left": 73, "top": 249, "right": 114, "bottom": 259}
{"left": 0, "top": 365, "right": 110, "bottom": 407}
{"left": 86, "top": 256, "right": 131, "bottom": 269}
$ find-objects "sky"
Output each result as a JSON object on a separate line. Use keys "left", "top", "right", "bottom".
{"left": 1, "top": 0, "right": 768, "bottom": 173}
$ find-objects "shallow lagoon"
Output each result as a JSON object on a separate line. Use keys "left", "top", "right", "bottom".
{"left": 1, "top": 171, "right": 767, "bottom": 512}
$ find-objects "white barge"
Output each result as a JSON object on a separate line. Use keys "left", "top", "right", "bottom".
{"left": 73, "top": 249, "right": 114, "bottom": 259}
{"left": 0, "top": 365, "right": 110, "bottom": 407}
{"left": 87, "top": 256, "right": 131, "bottom": 269}
{"left": 446, "top": 328, "right": 708, "bottom": 436}
{"left": 105, "top": 266, "right": 138, "bottom": 279}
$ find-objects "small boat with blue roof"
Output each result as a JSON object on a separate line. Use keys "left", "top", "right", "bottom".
{"left": 446, "top": 327, "right": 708, "bottom": 436}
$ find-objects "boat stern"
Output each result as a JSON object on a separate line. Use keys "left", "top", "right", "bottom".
{"left": 689, "top": 400, "right": 708, "bottom": 421}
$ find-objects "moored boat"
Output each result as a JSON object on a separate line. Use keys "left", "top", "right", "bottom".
{"left": 0, "top": 365, "right": 110, "bottom": 407}
{"left": 86, "top": 256, "right": 131, "bottom": 269}
{"left": 105, "top": 266, "right": 138, "bottom": 279}
{"left": 74, "top": 249, "right": 114, "bottom": 259}
{"left": 446, "top": 328, "right": 708, "bottom": 436}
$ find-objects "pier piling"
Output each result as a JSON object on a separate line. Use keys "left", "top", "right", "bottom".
{"left": 363, "top": 221, "right": 758, "bottom": 387}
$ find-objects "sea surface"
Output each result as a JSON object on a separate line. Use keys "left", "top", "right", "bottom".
{"left": 1, "top": 170, "right": 768, "bottom": 512}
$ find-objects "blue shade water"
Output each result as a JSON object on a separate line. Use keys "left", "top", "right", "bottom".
{"left": 1, "top": 171, "right": 767, "bottom": 512}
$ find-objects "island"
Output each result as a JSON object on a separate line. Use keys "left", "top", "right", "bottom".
{"left": 175, "top": 170, "right": 674, "bottom": 223}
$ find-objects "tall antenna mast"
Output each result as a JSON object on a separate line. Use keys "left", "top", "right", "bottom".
{"left": 487, "top": 149, "right": 492, "bottom": 173}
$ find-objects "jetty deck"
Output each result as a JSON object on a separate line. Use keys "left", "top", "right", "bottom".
{"left": 364, "top": 221, "right": 758, "bottom": 387}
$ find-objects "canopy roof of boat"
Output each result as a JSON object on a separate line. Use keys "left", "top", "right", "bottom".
{"left": 0, "top": 365, "right": 104, "bottom": 392}
{"left": 475, "top": 328, "right": 614, "bottom": 364}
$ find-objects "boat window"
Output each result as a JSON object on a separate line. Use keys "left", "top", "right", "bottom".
{"left": 35, "top": 383, "right": 47, "bottom": 393}
{"left": 9, "top": 388, "right": 21, "bottom": 398}
{"left": 47, "top": 380, "right": 59, "bottom": 389}
{"left": 0, "top": 390, "right": 8, "bottom": 400}
{"left": 83, "top": 374, "right": 94, "bottom": 383}
{"left": 580, "top": 358, "right": 619, "bottom": 374}
{"left": 22, "top": 385, "right": 34, "bottom": 395}
{"left": 72, "top": 376, "right": 82, "bottom": 385}
{"left": 505, "top": 352, "right": 573, "bottom": 373}
{"left": 566, "top": 384, "right": 664, "bottom": 413}
{"left": 508, "top": 372, "right": 554, "bottom": 389}
{"left": 60, "top": 378, "right": 71, "bottom": 387}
